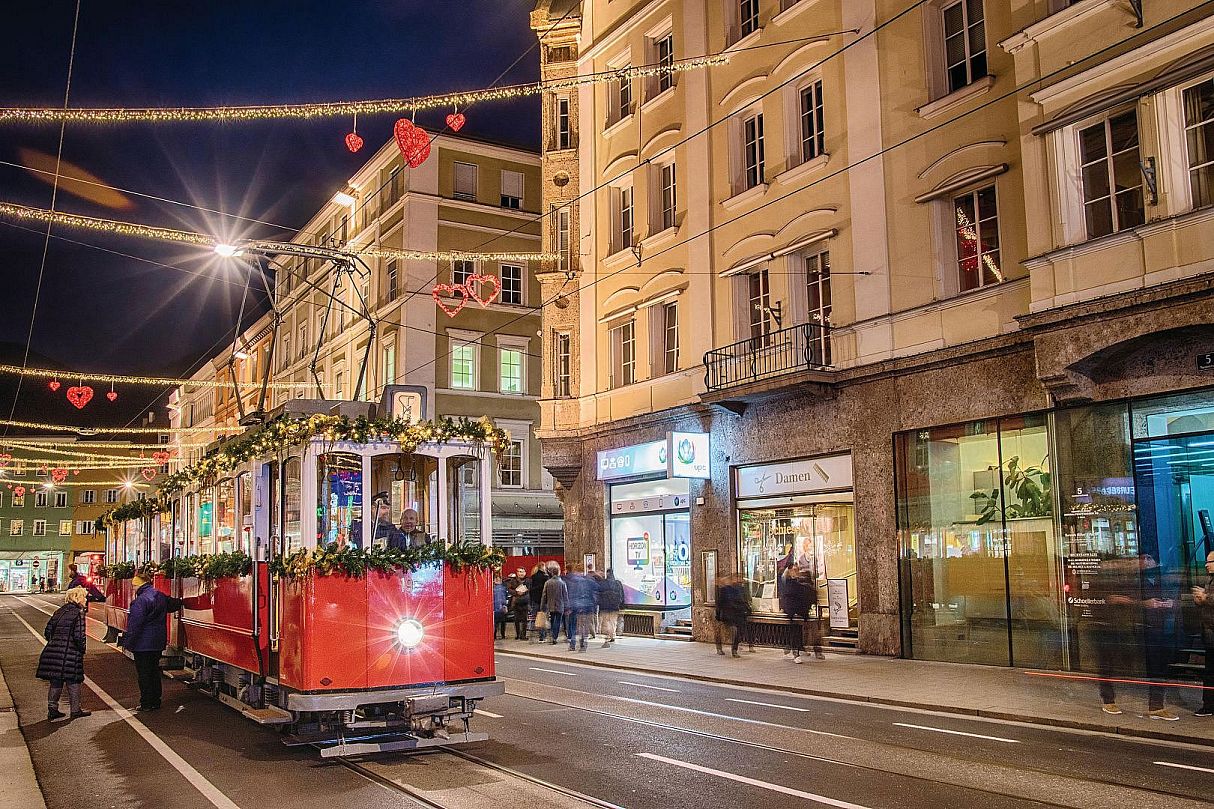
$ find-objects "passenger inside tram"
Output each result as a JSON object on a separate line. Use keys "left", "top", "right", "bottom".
{"left": 370, "top": 453, "right": 438, "bottom": 546}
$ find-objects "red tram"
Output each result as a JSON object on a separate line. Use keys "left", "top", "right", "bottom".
{"left": 101, "top": 404, "right": 504, "bottom": 756}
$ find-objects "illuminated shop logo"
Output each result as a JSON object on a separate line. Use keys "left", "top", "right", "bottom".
{"left": 676, "top": 438, "right": 695, "bottom": 465}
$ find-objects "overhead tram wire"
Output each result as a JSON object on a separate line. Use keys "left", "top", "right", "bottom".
{"left": 396, "top": 0, "right": 1204, "bottom": 386}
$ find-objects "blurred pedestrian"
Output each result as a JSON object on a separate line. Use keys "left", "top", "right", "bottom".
{"left": 565, "top": 566, "right": 594, "bottom": 652}
{"left": 781, "top": 565, "right": 813, "bottom": 663}
{"left": 716, "top": 574, "right": 750, "bottom": 658}
{"left": 66, "top": 563, "right": 105, "bottom": 607}
{"left": 539, "top": 562, "right": 567, "bottom": 643}
{"left": 1084, "top": 558, "right": 1138, "bottom": 716}
{"left": 1140, "top": 554, "right": 1178, "bottom": 721}
{"left": 511, "top": 584, "right": 531, "bottom": 641}
{"left": 492, "top": 576, "right": 509, "bottom": 640}
{"left": 121, "top": 571, "right": 183, "bottom": 711}
{"left": 36, "top": 587, "right": 91, "bottom": 720}
{"left": 597, "top": 568, "right": 625, "bottom": 647}
{"left": 529, "top": 563, "right": 549, "bottom": 639}
{"left": 1193, "top": 551, "right": 1214, "bottom": 717}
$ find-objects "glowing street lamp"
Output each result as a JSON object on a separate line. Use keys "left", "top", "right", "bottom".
{"left": 213, "top": 243, "right": 244, "bottom": 258}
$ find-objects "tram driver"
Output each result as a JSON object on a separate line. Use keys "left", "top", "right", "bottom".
{"left": 368, "top": 493, "right": 404, "bottom": 549}
{"left": 392, "top": 508, "right": 429, "bottom": 549}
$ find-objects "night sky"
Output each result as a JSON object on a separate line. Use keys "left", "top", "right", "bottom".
{"left": 0, "top": 0, "right": 541, "bottom": 424}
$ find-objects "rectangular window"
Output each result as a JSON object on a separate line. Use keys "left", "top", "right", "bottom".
{"left": 54, "top": 491, "right": 67, "bottom": 508}
{"left": 740, "top": 0, "right": 760, "bottom": 38}
{"left": 954, "top": 185, "right": 1002, "bottom": 291}
{"left": 451, "top": 343, "right": 476, "bottom": 389}
{"left": 499, "top": 347, "right": 524, "bottom": 393}
{"left": 453, "top": 161, "right": 478, "bottom": 201}
{"left": 743, "top": 113, "right": 765, "bottom": 189}
{"left": 340, "top": 214, "right": 348, "bottom": 244}
{"left": 556, "top": 96, "right": 572, "bottom": 150}
{"left": 297, "top": 324, "right": 307, "bottom": 359}
{"left": 334, "top": 370, "right": 344, "bottom": 400}
{"left": 75, "top": 521, "right": 95, "bottom": 535}
{"left": 1183, "top": 78, "right": 1214, "bottom": 208}
{"left": 556, "top": 207, "right": 572, "bottom": 272}
{"left": 800, "top": 80, "right": 825, "bottom": 162}
{"left": 1079, "top": 110, "right": 1144, "bottom": 239}
{"left": 389, "top": 166, "right": 403, "bottom": 202}
{"left": 615, "top": 67, "right": 633, "bottom": 123}
{"left": 942, "top": 0, "right": 987, "bottom": 94}
{"left": 501, "top": 170, "right": 524, "bottom": 209}
{"left": 105, "top": 489, "right": 118, "bottom": 504}
{"left": 387, "top": 260, "right": 399, "bottom": 302}
{"left": 656, "top": 34, "right": 675, "bottom": 94}
{"left": 33, "top": 519, "right": 46, "bottom": 536}
{"left": 806, "top": 249, "right": 832, "bottom": 365}
{"left": 609, "top": 319, "right": 636, "bottom": 388}
{"left": 662, "top": 302, "right": 679, "bottom": 374}
{"left": 500, "top": 264, "right": 523, "bottom": 305}
{"left": 659, "top": 163, "right": 677, "bottom": 231}
{"left": 59, "top": 519, "right": 72, "bottom": 536}
{"left": 10, "top": 519, "right": 22, "bottom": 536}
{"left": 749, "top": 268, "right": 772, "bottom": 340}
{"left": 614, "top": 186, "right": 634, "bottom": 252}
{"left": 281, "top": 335, "right": 290, "bottom": 370}
{"left": 555, "top": 332, "right": 571, "bottom": 397}
{"left": 35, "top": 490, "right": 47, "bottom": 508}
{"left": 382, "top": 343, "right": 396, "bottom": 387}
{"left": 453, "top": 259, "right": 475, "bottom": 287}
{"left": 499, "top": 440, "right": 523, "bottom": 488}
{"left": 12, "top": 493, "right": 23, "bottom": 507}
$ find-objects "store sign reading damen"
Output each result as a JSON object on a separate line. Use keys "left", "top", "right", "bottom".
{"left": 596, "top": 432, "right": 710, "bottom": 481}
{"left": 735, "top": 453, "right": 853, "bottom": 498}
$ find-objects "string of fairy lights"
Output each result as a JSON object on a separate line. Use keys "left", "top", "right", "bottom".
{"left": 0, "top": 362, "right": 309, "bottom": 391}
{"left": 0, "top": 55, "right": 728, "bottom": 124}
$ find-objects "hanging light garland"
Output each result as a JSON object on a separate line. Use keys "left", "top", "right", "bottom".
{"left": 0, "top": 55, "right": 728, "bottom": 125}
{"left": 0, "top": 418, "right": 221, "bottom": 434}
{"left": 0, "top": 362, "right": 308, "bottom": 391}
{"left": 0, "top": 438, "right": 208, "bottom": 450}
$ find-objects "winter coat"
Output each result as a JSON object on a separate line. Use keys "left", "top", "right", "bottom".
{"left": 36, "top": 604, "right": 86, "bottom": 684}
{"left": 716, "top": 583, "right": 750, "bottom": 624}
{"left": 781, "top": 574, "right": 814, "bottom": 618}
{"left": 596, "top": 575, "right": 625, "bottom": 612}
{"left": 565, "top": 573, "right": 596, "bottom": 612}
{"left": 122, "top": 583, "right": 183, "bottom": 653}
{"left": 529, "top": 569, "right": 549, "bottom": 606}
{"left": 539, "top": 575, "right": 568, "bottom": 615}
{"left": 68, "top": 573, "right": 106, "bottom": 603}
{"left": 493, "top": 583, "right": 509, "bottom": 614}
{"left": 510, "top": 589, "right": 531, "bottom": 619}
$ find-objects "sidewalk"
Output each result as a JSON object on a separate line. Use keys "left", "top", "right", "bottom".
{"left": 494, "top": 635, "right": 1214, "bottom": 747}
{"left": 0, "top": 663, "right": 47, "bottom": 809}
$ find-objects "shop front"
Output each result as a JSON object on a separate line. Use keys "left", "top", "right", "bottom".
{"left": 0, "top": 551, "right": 67, "bottom": 592}
{"left": 734, "top": 453, "right": 858, "bottom": 635}
{"left": 897, "top": 387, "right": 1214, "bottom": 674}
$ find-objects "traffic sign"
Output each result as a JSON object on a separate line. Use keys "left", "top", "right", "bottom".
{"left": 32, "top": 560, "right": 40, "bottom": 568}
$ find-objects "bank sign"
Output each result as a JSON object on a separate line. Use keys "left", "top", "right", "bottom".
{"left": 735, "top": 452, "right": 853, "bottom": 498}
{"left": 597, "top": 432, "right": 710, "bottom": 481}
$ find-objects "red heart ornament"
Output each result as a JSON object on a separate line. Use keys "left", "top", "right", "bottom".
{"left": 106, "top": 390, "right": 118, "bottom": 402}
{"left": 465, "top": 273, "right": 502, "bottom": 307}
{"left": 48, "top": 379, "right": 61, "bottom": 392}
{"left": 445, "top": 112, "right": 466, "bottom": 132}
{"left": 72, "top": 470, "right": 79, "bottom": 476}
{"left": 394, "top": 119, "right": 431, "bottom": 168}
{"left": 344, "top": 131, "right": 364, "bottom": 153}
{"left": 13, "top": 486, "right": 25, "bottom": 497}
{"left": 152, "top": 450, "right": 170, "bottom": 465}
{"left": 141, "top": 467, "right": 157, "bottom": 481}
{"left": 431, "top": 283, "right": 469, "bottom": 318}
{"left": 66, "top": 385, "right": 93, "bottom": 409}
{"left": 51, "top": 468, "right": 67, "bottom": 483}
{"left": 0, "top": 454, "right": 10, "bottom": 469}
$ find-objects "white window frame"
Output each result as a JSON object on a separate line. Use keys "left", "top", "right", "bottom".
{"left": 54, "top": 491, "right": 67, "bottom": 509}
{"left": 10, "top": 519, "right": 22, "bottom": 536}
{"left": 940, "top": 0, "right": 988, "bottom": 95}
{"left": 554, "top": 331, "right": 572, "bottom": 397}
{"left": 1060, "top": 106, "right": 1144, "bottom": 243}
{"left": 953, "top": 184, "right": 1002, "bottom": 292}
{"left": 646, "top": 21, "right": 675, "bottom": 99}
{"left": 452, "top": 259, "right": 476, "bottom": 288}
{"left": 497, "top": 335, "right": 528, "bottom": 394}
{"left": 607, "top": 52, "right": 634, "bottom": 127}
{"left": 555, "top": 96, "right": 572, "bottom": 150}
{"left": 75, "top": 520, "right": 95, "bottom": 535}
{"left": 500, "top": 169, "right": 525, "bottom": 209}
{"left": 448, "top": 329, "right": 481, "bottom": 391}
{"left": 499, "top": 264, "right": 524, "bottom": 305}
{"left": 494, "top": 420, "right": 531, "bottom": 489}
{"left": 453, "top": 161, "right": 479, "bottom": 201}
{"left": 556, "top": 205, "right": 572, "bottom": 273}
{"left": 1157, "top": 73, "right": 1214, "bottom": 216}
{"left": 608, "top": 318, "right": 637, "bottom": 389}
{"left": 382, "top": 340, "right": 397, "bottom": 388}
{"left": 11, "top": 493, "right": 22, "bottom": 507}
{"left": 653, "top": 161, "right": 677, "bottom": 233}
{"left": 35, "top": 490, "right": 47, "bottom": 508}
{"left": 650, "top": 300, "right": 679, "bottom": 375}
{"left": 33, "top": 519, "right": 47, "bottom": 536}
{"left": 105, "top": 489, "right": 119, "bottom": 504}
{"left": 59, "top": 519, "right": 72, "bottom": 536}
{"left": 798, "top": 77, "right": 826, "bottom": 164}
{"left": 612, "top": 183, "right": 635, "bottom": 253}
{"left": 732, "top": 107, "right": 766, "bottom": 193}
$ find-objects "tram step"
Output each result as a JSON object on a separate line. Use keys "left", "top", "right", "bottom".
{"left": 242, "top": 705, "right": 294, "bottom": 725}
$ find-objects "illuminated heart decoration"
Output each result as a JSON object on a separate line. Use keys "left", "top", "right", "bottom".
{"left": 141, "top": 467, "right": 157, "bottom": 481}
{"left": 106, "top": 390, "right": 118, "bottom": 402}
{"left": 465, "top": 273, "right": 501, "bottom": 307}
{"left": 51, "top": 468, "right": 67, "bottom": 483}
{"left": 431, "top": 283, "right": 469, "bottom": 318}
{"left": 445, "top": 112, "right": 466, "bottom": 132}
{"left": 66, "top": 385, "right": 93, "bottom": 409}
{"left": 0, "top": 454, "right": 9, "bottom": 469}
{"left": 13, "top": 486, "right": 25, "bottom": 497}
{"left": 48, "top": 379, "right": 61, "bottom": 392}
{"left": 152, "top": 450, "right": 170, "bottom": 465}
{"left": 72, "top": 470, "right": 79, "bottom": 476}
{"left": 344, "top": 131, "right": 364, "bottom": 153}
{"left": 394, "top": 119, "right": 431, "bottom": 168}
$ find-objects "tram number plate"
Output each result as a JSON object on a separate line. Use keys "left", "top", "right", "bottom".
{"left": 1198, "top": 352, "right": 1214, "bottom": 372}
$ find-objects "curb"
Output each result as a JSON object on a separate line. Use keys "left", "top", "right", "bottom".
{"left": 497, "top": 648, "right": 1214, "bottom": 748}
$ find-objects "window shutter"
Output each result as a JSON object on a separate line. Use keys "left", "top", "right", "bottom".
{"left": 454, "top": 162, "right": 478, "bottom": 197}
{"left": 501, "top": 170, "right": 524, "bottom": 200}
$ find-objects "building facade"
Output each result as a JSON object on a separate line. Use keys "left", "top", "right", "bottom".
{"left": 532, "top": 0, "right": 1214, "bottom": 672}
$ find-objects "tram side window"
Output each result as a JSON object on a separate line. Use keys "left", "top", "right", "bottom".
{"left": 284, "top": 457, "right": 303, "bottom": 554}
{"left": 198, "top": 489, "right": 215, "bottom": 556}
{"left": 448, "top": 457, "right": 482, "bottom": 545}
{"left": 171, "top": 498, "right": 185, "bottom": 558}
{"left": 237, "top": 471, "right": 252, "bottom": 555}
{"left": 317, "top": 452, "right": 363, "bottom": 548}
{"left": 216, "top": 478, "right": 236, "bottom": 554}
{"left": 370, "top": 453, "right": 438, "bottom": 547}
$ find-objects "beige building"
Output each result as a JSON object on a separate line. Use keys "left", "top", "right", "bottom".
{"left": 532, "top": 0, "right": 1214, "bottom": 671}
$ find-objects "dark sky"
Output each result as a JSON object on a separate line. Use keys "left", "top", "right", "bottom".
{"left": 0, "top": 0, "right": 541, "bottom": 423}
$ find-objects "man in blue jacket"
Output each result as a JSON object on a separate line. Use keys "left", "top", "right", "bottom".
{"left": 121, "top": 572, "right": 183, "bottom": 711}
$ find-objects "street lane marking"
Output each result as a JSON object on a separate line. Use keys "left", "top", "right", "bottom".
{"left": 1154, "top": 761, "right": 1214, "bottom": 774}
{"left": 636, "top": 753, "right": 872, "bottom": 809}
{"left": 893, "top": 722, "right": 1020, "bottom": 744}
{"left": 529, "top": 667, "right": 577, "bottom": 676}
{"left": 727, "top": 697, "right": 811, "bottom": 712}
{"left": 619, "top": 680, "right": 679, "bottom": 693}
{"left": 474, "top": 709, "right": 503, "bottom": 718}
{"left": 9, "top": 607, "right": 241, "bottom": 809}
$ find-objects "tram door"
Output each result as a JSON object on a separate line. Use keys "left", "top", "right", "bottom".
{"left": 264, "top": 460, "right": 282, "bottom": 678}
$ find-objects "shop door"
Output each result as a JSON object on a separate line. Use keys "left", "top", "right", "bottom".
{"left": 10, "top": 567, "right": 30, "bottom": 592}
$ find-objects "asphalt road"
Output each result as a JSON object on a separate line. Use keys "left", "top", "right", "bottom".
{"left": 2, "top": 594, "right": 1212, "bottom": 809}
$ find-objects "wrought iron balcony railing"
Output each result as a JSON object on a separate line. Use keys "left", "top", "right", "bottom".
{"left": 703, "top": 321, "right": 831, "bottom": 392}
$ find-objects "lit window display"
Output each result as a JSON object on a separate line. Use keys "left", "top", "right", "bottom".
{"left": 608, "top": 478, "right": 691, "bottom": 608}
{"left": 738, "top": 503, "right": 855, "bottom": 618}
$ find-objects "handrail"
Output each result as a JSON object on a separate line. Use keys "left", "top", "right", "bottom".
{"left": 702, "top": 321, "right": 831, "bottom": 392}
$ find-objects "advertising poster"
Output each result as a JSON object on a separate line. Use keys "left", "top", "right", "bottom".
{"left": 611, "top": 514, "right": 665, "bottom": 606}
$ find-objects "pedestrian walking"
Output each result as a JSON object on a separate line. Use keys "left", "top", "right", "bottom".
{"left": 529, "top": 563, "right": 549, "bottom": 640}
{"left": 1193, "top": 550, "right": 1214, "bottom": 717}
{"left": 66, "top": 564, "right": 106, "bottom": 606}
{"left": 781, "top": 565, "right": 814, "bottom": 663}
{"left": 596, "top": 568, "right": 625, "bottom": 647}
{"left": 538, "top": 562, "right": 567, "bottom": 643}
{"left": 715, "top": 573, "right": 750, "bottom": 657}
{"left": 1140, "top": 554, "right": 1178, "bottom": 721}
{"left": 511, "top": 584, "right": 531, "bottom": 641}
{"left": 36, "top": 587, "right": 91, "bottom": 720}
{"left": 564, "top": 567, "right": 594, "bottom": 652}
{"left": 492, "top": 576, "right": 509, "bottom": 640}
{"left": 121, "top": 572, "right": 183, "bottom": 711}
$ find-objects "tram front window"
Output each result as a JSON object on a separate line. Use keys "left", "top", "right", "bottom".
{"left": 448, "top": 457, "right": 482, "bottom": 544}
{"left": 317, "top": 452, "right": 363, "bottom": 548}
{"left": 370, "top": 453, "right": 438, "bottom": 548}
{"left": 216, "top": 478, "right": 236, "bottom": 554}
{"left": 284, "top": 457, "right": 302, "bottom": 554}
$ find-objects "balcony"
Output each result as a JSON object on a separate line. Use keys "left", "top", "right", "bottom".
{"left": 703, "top": 322, "right": 832, "bottom": 393}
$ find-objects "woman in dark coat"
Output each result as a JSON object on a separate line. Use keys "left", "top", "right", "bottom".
{"left": 36, "top": 587, "right": 90, "bottom": 720}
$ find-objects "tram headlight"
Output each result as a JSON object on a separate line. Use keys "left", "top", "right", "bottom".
{"left": 395, "top": 618, "right": 424, "bottom": 649}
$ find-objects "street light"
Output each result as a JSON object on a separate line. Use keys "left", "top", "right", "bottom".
{"left": 214, "top": 243, "right": 244, "bottom": 258}
{"left": 332, "top": 191, "right": 356, "bottom": 208}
